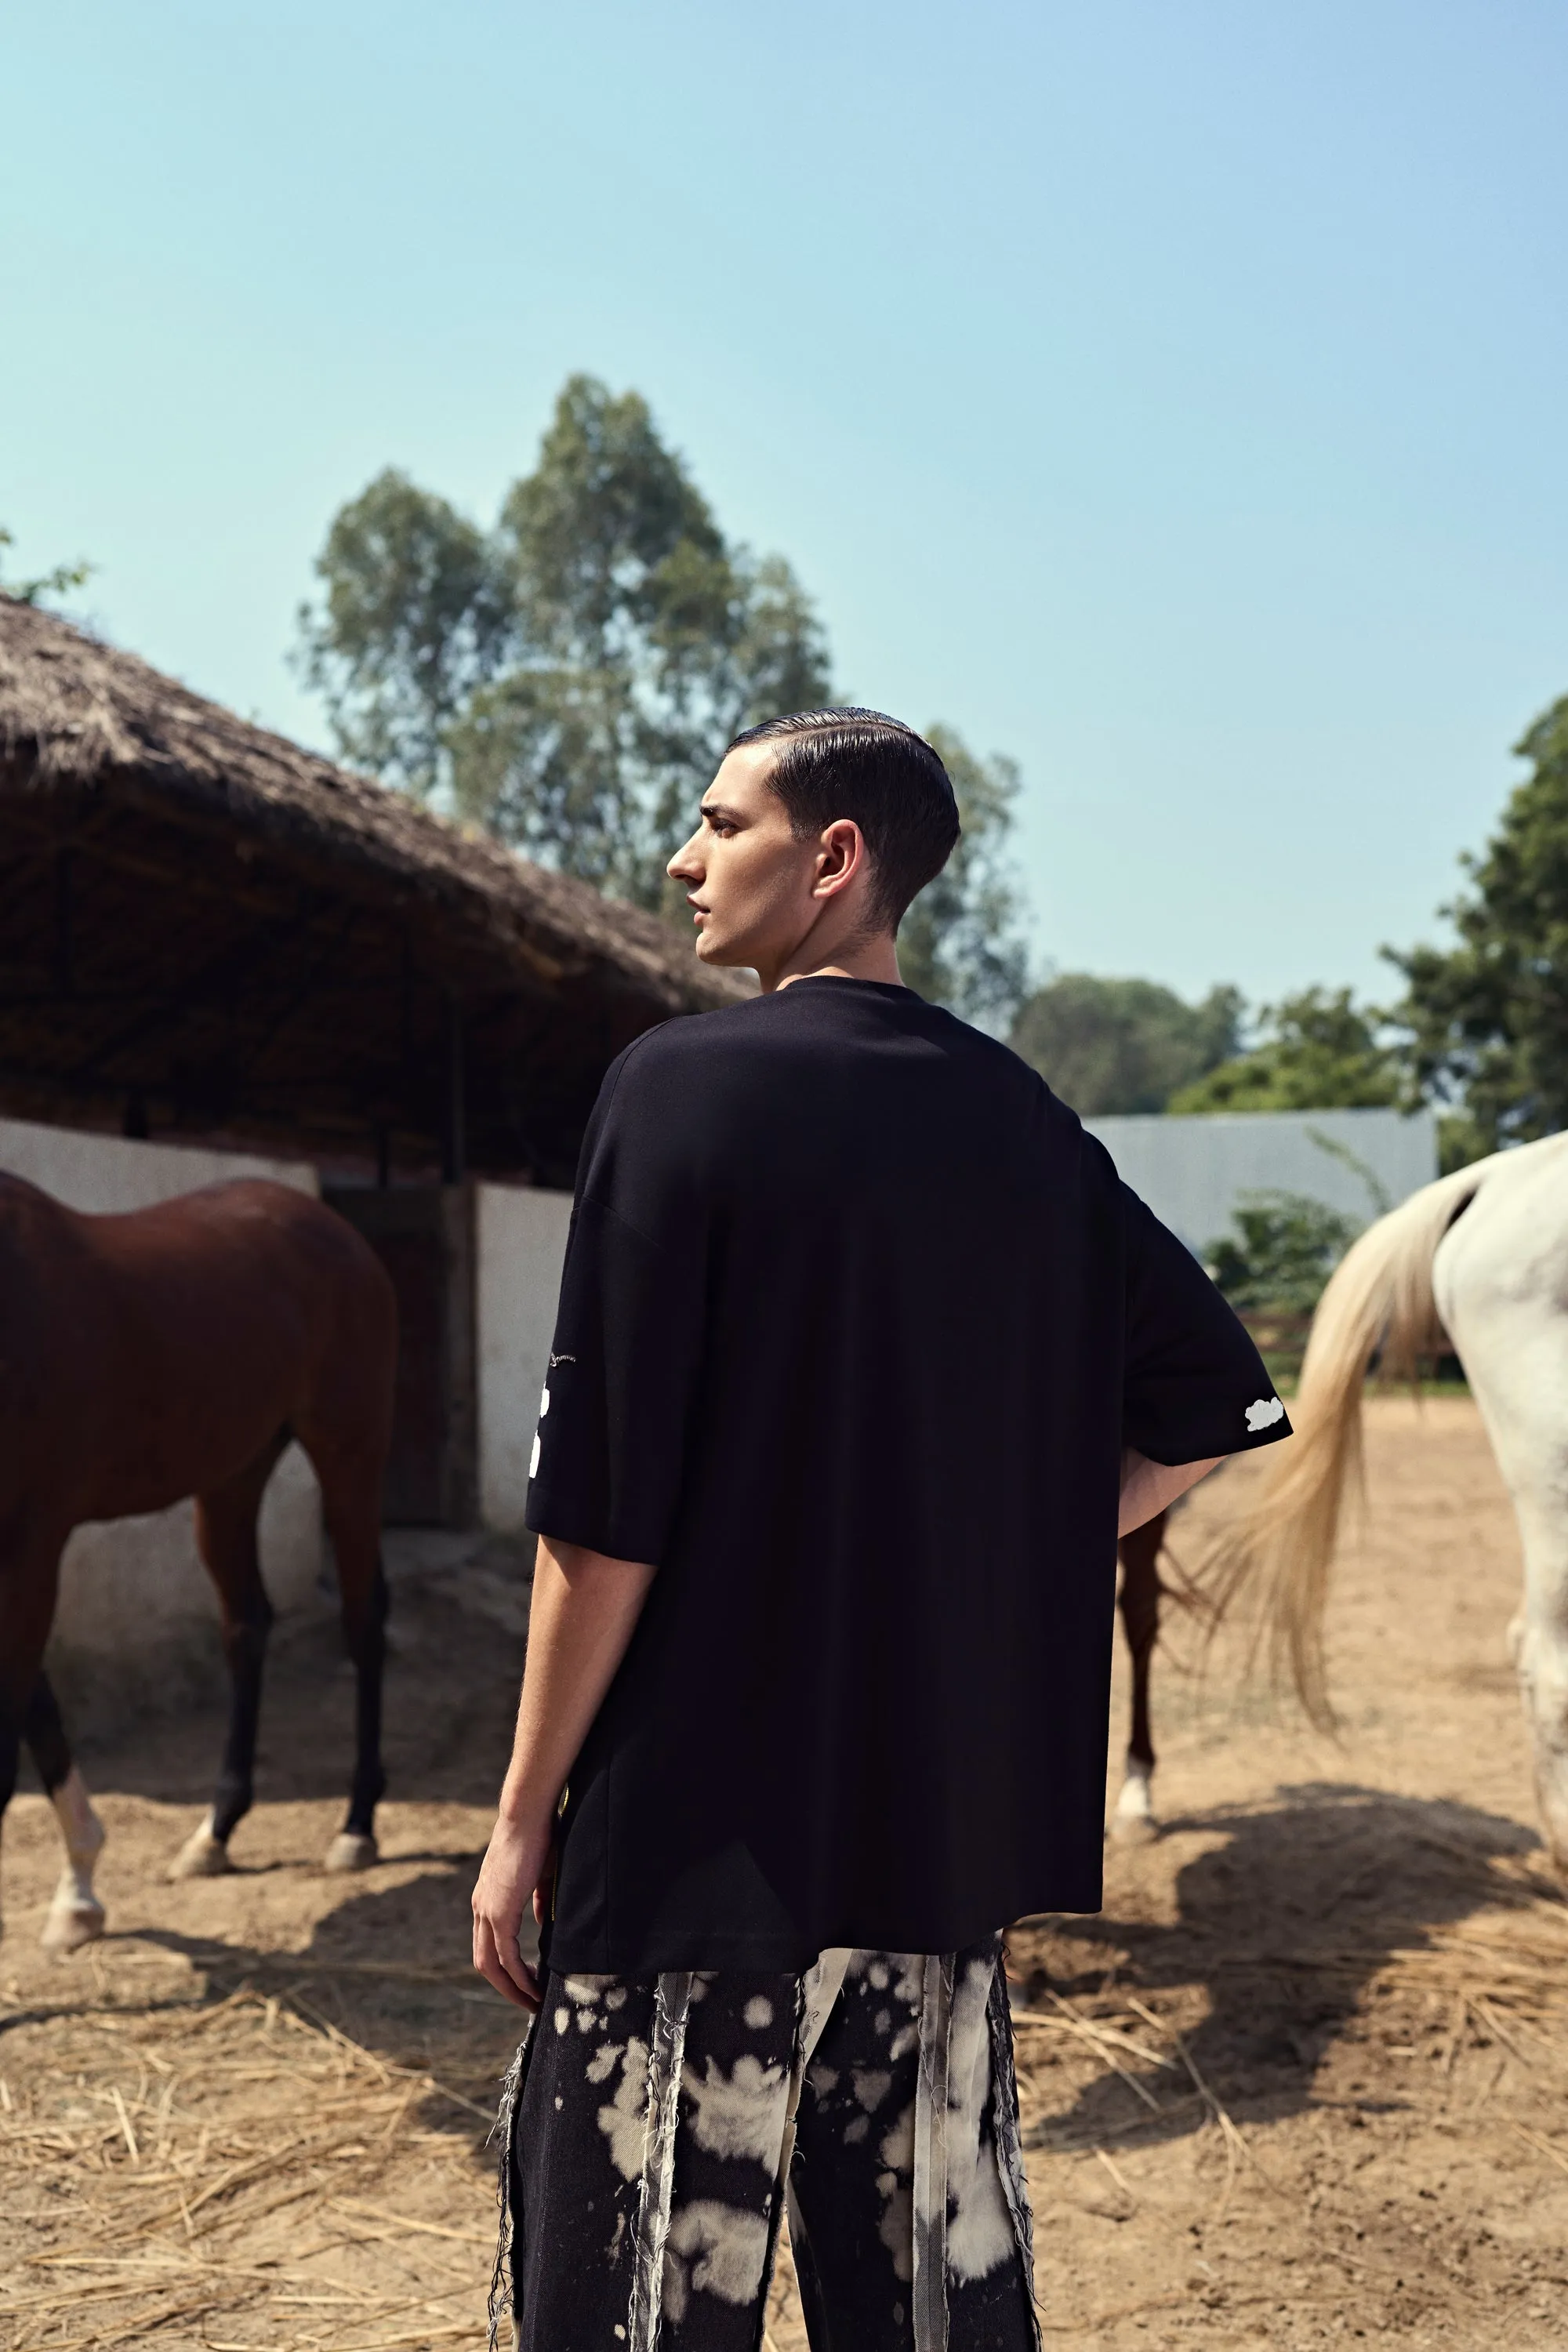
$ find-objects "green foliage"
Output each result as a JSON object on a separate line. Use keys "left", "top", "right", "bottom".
{"left": 1167, "top": 986, "right": 1405, "bottom": 1114}
{"left": 296, "top": 471, "right": 511, "bottom": 799}
{"left": 1301, "top": 1123, "right": 1392, "bottom": 1217}
{"left": 1435, "top": 1112, "right": 1494, "bottom": 1175}
{"left": 1007, "top": 975, "right": 1242, "bottom": 1114}
{"left": 1206, "top": 1189, "right": 1363, "bottom": 1319}
{"left": 298, "top": 375, "right": 1032, "bottom": 1007}
{"left": 1387, "top": 696, "right": 1568, "bottom": 1152}
{"left": 0, "top": 527, "right": 93, "bottom": 606}
{"left": 898, "top": 727, "right": 1029, "bottom": 1026}
{"left": 297, "top": 376, "right": 830, "bottom": 907}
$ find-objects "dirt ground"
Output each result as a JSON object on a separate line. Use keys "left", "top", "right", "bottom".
{"left": 3, "top": 1397, "right": 1567, "bottom": 2351}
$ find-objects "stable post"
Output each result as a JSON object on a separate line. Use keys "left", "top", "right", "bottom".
{"left": 442, "top": 991, "right": 466, "bottom": 1186}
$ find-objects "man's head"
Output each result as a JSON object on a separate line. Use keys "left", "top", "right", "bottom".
{"left": 667, "top": 709, "right": 960, "bottom": 986}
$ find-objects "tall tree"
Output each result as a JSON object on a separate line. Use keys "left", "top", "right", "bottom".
{"left": 297, "top": 377, "right": 1033, "bottom": 1003}
{"left": 1009, "top": 975, "right": 1242, "bottom": 1114}
{"left": 1388, "top": 695, "right": 1568, "bottom": 1156}
{"left": 897, "top": 728, "right": 1029, "bottom": 1026}
{"left": 295, "top": 470, "right": 513, "bottom": 800}
{"left": 298, "top": 377, "right": 830, "bottom": 905}
{"left": 1167, "top": 986, "right": 1405, "bottom": 1114}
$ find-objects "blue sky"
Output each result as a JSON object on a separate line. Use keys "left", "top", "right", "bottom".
{"left": 5, "top": 2, "right": 1566, "bottom": 1011}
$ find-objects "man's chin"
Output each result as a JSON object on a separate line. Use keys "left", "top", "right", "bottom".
{"left": 691, "top": 923, "right": 774, "bottom": 984}
{"left": 692, "top": 927, "right": 741, "bottom": 967}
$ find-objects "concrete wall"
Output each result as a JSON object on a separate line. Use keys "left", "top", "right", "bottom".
{"left": 0, "top": 1117, "right": 324, "bottom": 1702}
{"left": 476, "top": 1182, "right": 573, "bottom": 1532}
{"left": 1083, "top": 1105, "right": 1440, "bottom": 1258}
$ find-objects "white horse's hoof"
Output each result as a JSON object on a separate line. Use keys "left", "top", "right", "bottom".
{"left": 42, "top": 1896, "right": 107, "bottom": 1953}
{"left": 324, "top": 1831, "right": 378, "bottom": 1874}
{"left": 169, "top": 1817, "right": 234, "bottom": 1880}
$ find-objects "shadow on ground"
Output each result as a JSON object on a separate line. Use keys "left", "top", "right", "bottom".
{"left": 119, "top": 1856, "right": 524, "bottom": 2140}
{"left": 9, "top": 1543, "right": 536, "bottom": 2129}
{"left": 1009, "top": 1784, "right": 1557, "bottom": 2149}
{"left": 47, "top": 1543, "right": 532, "bottom": 1813}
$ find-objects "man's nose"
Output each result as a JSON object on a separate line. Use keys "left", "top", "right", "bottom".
{"left": 667, "top": 836, "right": 703, "bottom": 882}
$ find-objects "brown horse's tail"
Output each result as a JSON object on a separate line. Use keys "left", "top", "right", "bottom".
{"left": 1202, "top": 1152, "right": 1501, "bottom": 1728}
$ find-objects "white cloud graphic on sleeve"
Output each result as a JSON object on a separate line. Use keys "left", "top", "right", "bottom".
{"left": 529, "top": 1382, "right": 550, "bottom": 1481}
{"left": 1246, "top": 1395, "right": 1285, "bottom": 1432}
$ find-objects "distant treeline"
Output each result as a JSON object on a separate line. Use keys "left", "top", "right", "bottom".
{"left": 16, "top": 369, "right": 1555, "bottom": 1182}
{"left": 1007, "top": 981, "right": 1403, "bottom": 1123}
{"left": 291, "top": 376, "right": 1566, "bottom": 1172}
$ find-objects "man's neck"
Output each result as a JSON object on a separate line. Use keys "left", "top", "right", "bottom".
{"left": 766, "top": 935, "right": 904, "bottom": 995}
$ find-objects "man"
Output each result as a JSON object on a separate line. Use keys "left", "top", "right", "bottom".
{"left": 472, "top": 710, "right": 1291, "bottom": 2351}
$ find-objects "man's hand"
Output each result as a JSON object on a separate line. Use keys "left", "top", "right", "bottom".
{"left": 469, "top": 1535, "right": 659, "bottom": 2013}
{"left": 472, "top": 1809, "right": 555, "bottom": 2012}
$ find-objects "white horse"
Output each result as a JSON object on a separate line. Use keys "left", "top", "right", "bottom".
{"left": 1203, "top": 1130, "right": 1568, "bottom": 1870}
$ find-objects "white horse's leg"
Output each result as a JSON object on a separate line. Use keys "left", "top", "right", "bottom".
{"left": 41, "top": 1767, "right": 107, "bottom": 1952}
{"left": 1512, "top": 1571, "right": 1568, "bottom": 1871}
{"left": 1506, "top": 1502, "right": 1568, "bottom": 1873}
{"left": 1109, "top": 1754, "right": 1157, "bottom": 1844}
{"left": 1436, "top": 1162, "right": 1568, "bottom": 1872}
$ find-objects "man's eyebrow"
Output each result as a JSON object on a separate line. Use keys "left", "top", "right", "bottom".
{"left": 699, "top": 799, "right": 746, "bottom": 826}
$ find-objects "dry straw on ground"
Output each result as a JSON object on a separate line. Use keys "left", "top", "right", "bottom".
{"left": 2, "top": 1962, "right": 499, "bottom": 2352}
{"left": 8, "top": 1399, "right": 1568, "bottom": 2350}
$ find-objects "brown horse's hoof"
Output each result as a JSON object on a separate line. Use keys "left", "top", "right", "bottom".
{"left": 169, "top": 1816, "right": 234, "bottom": 1880}
{"left": 42, "top": 1896, "right": 107, "bottom": 1954}
{"left": 1108, "top": 1811, "right": 1159, "bottom": 1848}
{"left": 324, "top": 1831, "right": 379, "bottom": 1874}
{"left": 1108, "top": 1764, "right": 1159, "bottom": 1846}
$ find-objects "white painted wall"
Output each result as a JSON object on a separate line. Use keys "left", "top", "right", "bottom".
{"left": 0, "top": 1117, "right": 316, "bottom": 1217}
{"left": 1083, "top": 1105, "right": 1440, "bottom": 1258}
{"left": 476, "top": 1182, "right": 573, "bottom": 1532}
{"left": 0, "top": 1116, "right": 324, "bottom": 1683}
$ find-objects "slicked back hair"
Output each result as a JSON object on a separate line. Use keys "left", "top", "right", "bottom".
{"left": 727, "top": 708, "right": 960, "bottom": 931}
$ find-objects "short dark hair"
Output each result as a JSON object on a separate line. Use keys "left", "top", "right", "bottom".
{"left": 728, "top": 708, "right": 960, "bottom": 930}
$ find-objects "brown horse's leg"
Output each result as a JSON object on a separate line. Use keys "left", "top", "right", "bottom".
{"left": 169, "top": 1434, "right": 288, "bottom": 1881}
{"left": 313, "top": 1450, "right": 389, "bottom": 1873}
{"left": 0, "top": 1519, "right": 71, "bottom": 1945}
{"left": 1109, "top": 1511, "right": 1166, "bottom": 1845}
{"left": 291, "top": 1236, "right": 396, "bottom": 1877}
{"left": 21, "top": 1669, "right": 72, "bottom": 1794}
{"left": 24, "top": 1671, "right": 107, "bottom": 1951}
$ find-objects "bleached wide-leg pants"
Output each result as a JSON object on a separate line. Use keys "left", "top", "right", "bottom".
{"left": 492, "top": 1934, "right": 1040, "bottom": 2352}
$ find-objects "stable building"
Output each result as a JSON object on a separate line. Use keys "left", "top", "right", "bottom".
{"left": 0, "top": 593, "right": 743, "bottom": 1683}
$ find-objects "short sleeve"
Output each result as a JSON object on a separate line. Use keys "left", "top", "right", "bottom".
{"left": 1121, "top": 1185, "right": 1294, "bottom": 1465}
{"left": 524, "top": 1041, "right": 708, "bottom": 1563}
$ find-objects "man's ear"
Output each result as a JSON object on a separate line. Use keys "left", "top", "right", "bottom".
{"left": 812, "top": 819, "right": 865, "bottom": 900}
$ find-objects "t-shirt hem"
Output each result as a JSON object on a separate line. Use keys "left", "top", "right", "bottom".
{"left": 544, "top": 1886, "right": 1106, "bottom": 1975}
{"left": 524, "top": 1504, "right": 665, "bottom": 1563}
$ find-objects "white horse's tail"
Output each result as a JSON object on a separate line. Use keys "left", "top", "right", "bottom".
{"left": 1203, "top": 1150, "right": 1503, "bottom": 1726}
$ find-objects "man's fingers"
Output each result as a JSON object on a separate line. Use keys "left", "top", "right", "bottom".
{"left": 470, "top": 1824, "right": 550, "bottom": 2010}
{"left": 472, "top": 1919, "right": 533, "bottom": 2013}
{"left": 474, "top": 1915, "right": 540, "bottom": 2010}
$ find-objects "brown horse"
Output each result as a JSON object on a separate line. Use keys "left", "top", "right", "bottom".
{"left": 1109, "top": 1508, "right": 1183, "bottom": 1843}
{"left": 0, "top": 1174, "right": 397, "bottom": 1950}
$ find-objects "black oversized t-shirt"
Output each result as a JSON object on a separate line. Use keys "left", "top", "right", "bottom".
{"left": 527, "top": 977, "right": 1290, "bottom": 1973}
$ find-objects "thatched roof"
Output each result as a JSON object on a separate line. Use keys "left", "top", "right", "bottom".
{"left": 0, "top": 594, "right": 746, "bottom": 1182}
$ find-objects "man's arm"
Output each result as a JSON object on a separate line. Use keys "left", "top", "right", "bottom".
{"left": 470, "top": 1535, "right": 656, "bottom": 2011}
{"left": 1119, "top": 1447, "right": 1222, "bottom": 1537}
